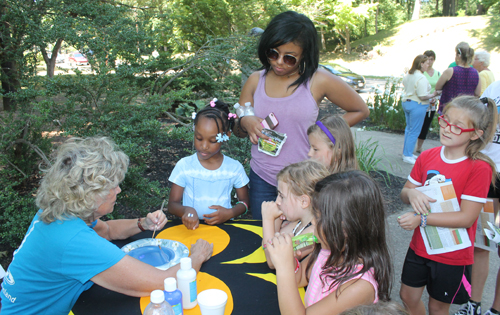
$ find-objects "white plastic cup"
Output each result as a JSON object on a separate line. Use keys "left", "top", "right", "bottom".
{"left": 197, "top": 289, "right": 228, "bottom": 315}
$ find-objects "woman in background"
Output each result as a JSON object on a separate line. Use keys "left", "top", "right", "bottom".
{"left": 415, "top": 50, "right": 441, "bottom": 154}
{"left": 435, "top": 42, "right": 480, "bottom": 114}
{"left": 401, "top": 55, "right": 440, "bottom": 165}
{"left": 473, "top": 50, "right": 495, "bottom": 95}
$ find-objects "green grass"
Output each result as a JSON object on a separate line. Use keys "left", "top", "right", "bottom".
{"left": 469, "top": 15, "right": 500, "bottom": 52}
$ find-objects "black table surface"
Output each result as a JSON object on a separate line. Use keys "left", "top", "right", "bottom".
{"left": 72, "top": 219, "right": 281, "bottom": 315}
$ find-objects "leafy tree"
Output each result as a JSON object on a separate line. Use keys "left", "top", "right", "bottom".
{"left": 328, "top": 0, "right": 374, "bottom": 53}
{"left": 165, "top": 0, "right": 283, "bottom": 51}
{"left": 292, "top": 0, "right": 333, "bottom": 50}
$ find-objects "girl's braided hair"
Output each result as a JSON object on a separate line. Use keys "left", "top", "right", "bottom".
{"left": 194, "top": 99, "right": 235, "bottom": 133}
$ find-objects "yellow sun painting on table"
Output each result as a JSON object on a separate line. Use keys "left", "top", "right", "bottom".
{"left": 138, "top": 221, "right": 305, "bottom": 315}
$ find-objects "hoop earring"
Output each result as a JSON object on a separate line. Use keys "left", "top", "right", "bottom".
{"left": 299, "top": 61, "right": 306, "bottom": 75}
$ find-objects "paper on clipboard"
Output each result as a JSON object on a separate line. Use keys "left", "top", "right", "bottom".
{"left": 475, "top": 199, "right": 498, "bottom": 251}
{"left": 416, "top": 181, "right": 471, "bottom": 255}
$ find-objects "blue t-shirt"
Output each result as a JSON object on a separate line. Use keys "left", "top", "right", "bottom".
{"left": 168, "top": 154, "right": 249, "bottom": 217}
{"left": 0, "top": 212, "right": 125, "bottom": 315}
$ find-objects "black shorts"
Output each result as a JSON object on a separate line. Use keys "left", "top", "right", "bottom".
{"left": 487, "top": 173, "right": 500, "bottom": 199}
{"left": 401, "top": 248, "right": 471, "bottom": 304}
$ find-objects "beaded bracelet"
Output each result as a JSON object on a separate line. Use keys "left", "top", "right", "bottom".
{"left": 236, "top": 201, "right": 248, "bottom": 215}
{"left": 294, "top": 258, "right": 300, "bottom": 274}
{"left": 137, "top": 218, "right": 146, "bottom": 232}
{"left": 420, "top": 214, "right": 427, "bottom": 228}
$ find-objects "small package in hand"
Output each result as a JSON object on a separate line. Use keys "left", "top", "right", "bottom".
{"left": 292, "top": 233, "right": 318, "bottom": 251}
{"left": 258, "top": 129, "right": 287, "bottom": 157}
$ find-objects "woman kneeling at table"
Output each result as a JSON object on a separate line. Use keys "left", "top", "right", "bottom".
{"left": 0, "top": 137, "right": 213, "bottom": 315}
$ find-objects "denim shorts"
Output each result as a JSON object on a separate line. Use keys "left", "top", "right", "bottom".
{"left": 248, "top": 168, "right": 277, "bottom": 220}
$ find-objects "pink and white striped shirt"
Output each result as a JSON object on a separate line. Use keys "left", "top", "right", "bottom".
{"left": 304, "top": 249, "right": 379, "bottom": 307}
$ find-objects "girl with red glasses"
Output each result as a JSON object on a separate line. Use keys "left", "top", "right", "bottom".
{"left": 232, "top": 11, "right": 369, "bottom": 220}
{"left": 397, "top": 95, "right": 498, "bottom": 315}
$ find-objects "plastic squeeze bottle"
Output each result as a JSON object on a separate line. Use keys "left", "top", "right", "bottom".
{"left": 244, "top": 102, "right": 255, "bottom": 116}
{"left": 176, "top": 257, "right": 197, "bottom": 309}
{"left": 144, "top": 290, "right": 174, "bottom": 315}
{"left": 164, "top": 277, "right": 183, "bottom": 315}
{"left": 234, "top": 103, "right": 245, "bottom": 118}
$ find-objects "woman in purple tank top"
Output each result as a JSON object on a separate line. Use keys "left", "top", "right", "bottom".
{"left": 435, "top": 42, "right": 481, "bottom": 114}
{"left": 232, "top": 11, "right": 369, "bottom": 219}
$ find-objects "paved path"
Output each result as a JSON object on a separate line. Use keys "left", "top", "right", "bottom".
{"left": 352, "top": 128, "right": 499, "bottom": 313}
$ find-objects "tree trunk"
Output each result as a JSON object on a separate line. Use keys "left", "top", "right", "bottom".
{"left": 476, "top": 4, "right": 484, "bottom": 14}
{"left": 320, "top": 26, "right": 326, "bottom": 50}
{"left": 451, "top": 0, "right": 456, "bottom": 15}
{"left": 1, "top": 60, "right": 19, "bottom": 111}
{"left": 412, "top": 0, "right": 421, "bottom": 20}
{"left": 345, "top": 27, "right": 351, "bottom": 54}
{"left": 443, "top": 0, "right": 450, "bottom": 16}
{"left": 376, "top": 5, "right": 379, "bottom": 34}
{"left": 42, "top": 39, "right": 63, "bottom": 78}
{"left": 0, "top": 5, "right": 20, "bottom": 112}
{"left": 436, "top": 0, "right": 439, "bottom": 13}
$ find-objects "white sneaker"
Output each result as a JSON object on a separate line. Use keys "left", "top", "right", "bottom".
{"left": 413, "top": 154, "right": 419, "bottom": 159}
{"left": 402, "top": 156, "right": 416, "bottom": 165}
{"left": 454, "top": 301, "right": 481, "bottom": 315}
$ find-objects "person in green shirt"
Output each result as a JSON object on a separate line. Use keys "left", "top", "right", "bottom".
{"left": 416, "top": 50, "right": 441, "bottom": 154}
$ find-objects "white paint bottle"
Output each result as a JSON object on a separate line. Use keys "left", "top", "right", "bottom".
{"left": 176, "top": 257, "right": 197, "bottom": 309}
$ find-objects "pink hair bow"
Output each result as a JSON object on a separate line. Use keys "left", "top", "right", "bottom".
{"left": 210, "top": 98, "right": 218, "bottom": 107}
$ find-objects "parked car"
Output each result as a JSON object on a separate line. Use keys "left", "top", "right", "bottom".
{"left": 68, "top": 52, "right": 89, "bottom": 66}
{"left": 320, "top": 63, "right": 366, "bottom": 92}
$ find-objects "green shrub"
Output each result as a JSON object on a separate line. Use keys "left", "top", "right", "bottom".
{"left": 0, "top": 34, "right": 259, "bottom": 254}
{"left": 0, "top": 174, "right": 39, "bottom": 248}
{"left": 367, "top": 77, "right": 406, "bottom": 131}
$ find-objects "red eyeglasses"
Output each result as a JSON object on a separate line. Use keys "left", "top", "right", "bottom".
{"left": 438, "top": 115, "right": 475, "bottom": 135}
{"left": 266, "top": 48, "right": 298, "bottom": 67}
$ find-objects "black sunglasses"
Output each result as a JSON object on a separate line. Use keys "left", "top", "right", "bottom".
{"left": 266, "top": 48, "right": 298, "bottom": 67}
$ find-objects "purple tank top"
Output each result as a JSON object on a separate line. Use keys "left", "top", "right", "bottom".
{"left": 439, "top": 66, "right": 479, "bottom": 113}
{"left": 250, "top": 71, "right": 318, "bottom": 186}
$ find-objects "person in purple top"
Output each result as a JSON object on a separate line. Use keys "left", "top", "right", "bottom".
{"left": 232, "top": 11, "right": 369, "bottom": 219}
{"left": 435, "top": 42, "right": 481, "bottom": 114}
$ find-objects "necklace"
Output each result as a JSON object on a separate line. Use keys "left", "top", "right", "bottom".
{"left": 292, "top": 220, "right": 312, "bottom": 236}
{"left": 287, "top": 70, "right": 299, "bottom": 78}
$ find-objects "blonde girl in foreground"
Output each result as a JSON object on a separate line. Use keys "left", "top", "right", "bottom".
{"left": 262, "top": 160, "right": 329, "bottom": 268}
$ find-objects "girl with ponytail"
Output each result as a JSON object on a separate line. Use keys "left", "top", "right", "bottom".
{"left": 398, "top": 95, "right": 498, "bottom": 315}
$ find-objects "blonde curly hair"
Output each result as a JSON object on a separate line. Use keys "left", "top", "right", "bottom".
{"left": 36, "top": 137, "right": 129, "bottom": 223}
